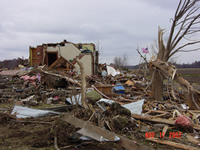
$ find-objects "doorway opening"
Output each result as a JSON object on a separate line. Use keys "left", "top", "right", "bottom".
{"left": 47, "top": 53, "right": 57, "bottom": 66}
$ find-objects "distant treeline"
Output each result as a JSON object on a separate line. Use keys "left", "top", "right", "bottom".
{"left": 173, "top": 61, "right": 200, "bottom": 68}
{"left": 126, "top": 60, "right": 200, "bottom": 69}
{"left": 0, "top": 58, "right": 199, "bottom": 70}
{"left": 125, "top": 65, "right": 139, "bottom": 69}
{"left": 0, "top": 58, "right": 28, "bottom": 69}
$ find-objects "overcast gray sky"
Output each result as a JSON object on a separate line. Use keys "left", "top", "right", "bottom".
{"left": 0, "top": 0, "right": 199, "bottom": 65}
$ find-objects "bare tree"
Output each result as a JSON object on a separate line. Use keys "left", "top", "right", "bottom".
{"left": 122, "top": 53, "right": 129, "bottom": 68}
{"left": 150, "top": 40, "right": 179, "bottom": 63}
{"left": 113, "top": 53, "right": 129, "bottom": 70}
{"left": 152, "top": 0, "right": 200, "bottom": 101}
{"left": 113, "top": 56, "right": 122, "bottom": 70}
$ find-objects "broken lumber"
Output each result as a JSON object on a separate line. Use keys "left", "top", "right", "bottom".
{"left": 131, "top": 114, "right": 200, "bottom": 131}
{"left": 92, "top": 85, "right": 111, "bottom": 99}
{"left": 146, "top": 137, "right": 198, "bottom": 150}
{"left": 62, "top": 113, "right": 152, "bottom": 150}
{"left": 37, "top": 68, "right": 81, "bottom": 86}
{"left": 186, "top": 134, "right": 200, "bottom": 145}
{"left": 49, "top": 56, "right": 75, "bottom": 71}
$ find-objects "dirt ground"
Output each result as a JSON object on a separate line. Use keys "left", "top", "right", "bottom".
{"left": 0, "top": 68, "right": 200, "bottom": 150}
{"left": 0, "top": 110, "right": 126, "bottom": 150}
{"left": 0, "top": 103, "right": 193, "bottom": 150}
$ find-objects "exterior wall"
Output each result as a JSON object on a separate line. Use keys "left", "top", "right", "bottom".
{"left": 30, "top": 41, "right": 97, "bottom": 75}
{"left": 30, "top": 46, "right": 43, "bottom": 67}
{"left": 46, "top": 46, "right": 58, "bottom": 52}
{"left": 29, "top": 47, "right": 33, "bottom": 66}
{"left": 74, "top": 54, "right": 92, "bottom": 75}
{"left": 46, "top": 43, "right": 80, "bottom": 61}
{"left": 60, "top": 43, "right": 80, "bottom": 60}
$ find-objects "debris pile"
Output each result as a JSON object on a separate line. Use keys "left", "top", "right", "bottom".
{"left": 0, "top": 63, "right": 200, "bottom": 150}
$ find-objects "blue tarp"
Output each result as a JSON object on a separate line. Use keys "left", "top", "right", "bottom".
{"left": 113, "top": 83, "right": 125, "bottom": 94}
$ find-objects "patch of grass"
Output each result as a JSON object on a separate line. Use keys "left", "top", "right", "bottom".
{"left": 31, "top": 103, "right": 65, "bottom": 109}
{"left": 0, "top": 102, "right": 15, "bottom": 109}
{"left": 181, "top": 74, "right": 200, "bottom": 77}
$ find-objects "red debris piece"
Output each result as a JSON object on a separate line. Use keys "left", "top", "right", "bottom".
{"left": 175, "top": 115, "right": 192, "bottom": 127}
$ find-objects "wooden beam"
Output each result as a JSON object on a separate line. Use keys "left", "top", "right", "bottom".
{"left": 146, "top": 137, "right": 198, "bottom": 150}
{"left": 62, "top": 113, "right": 152, "bottom": 150}
{"left": 131, "top": 114, "right": 200, "bottom": 131}
{"left": 37, "top": 68, "right": 81, "bottom": 86}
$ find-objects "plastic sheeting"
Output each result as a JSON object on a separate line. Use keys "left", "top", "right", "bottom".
{"left": 106, "top": 66, "right": 120, "bottom": 76}
{"left": 122, "top": 99, "right": 144, "bottom": 114}
{"left": 66, "top": 94, "right": 145, "bottom": 115}
{"left": 66, "top": 94, "right": 82, "bottom": 106}
{"left": 77, "top": 127, "right": 120, "bottom": 142}
{"left": 11, "top": 105, "right": 60, "bottom": 118}
{"left": 113, "top": 83, "right": 125, "bottom": 94}
{"left": 97, "top": 99, "right": 145, "bottom": 115}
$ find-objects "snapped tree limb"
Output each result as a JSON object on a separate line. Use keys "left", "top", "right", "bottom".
{"left": 150, "top": 59, "right": 200, "bottom": 109}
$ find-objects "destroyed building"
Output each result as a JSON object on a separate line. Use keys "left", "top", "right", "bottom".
{"left": 1, "top": 54, "right": 200, "bottom": 149}
{"left": 29, "top": 40, "right": 99, "bottom": 75}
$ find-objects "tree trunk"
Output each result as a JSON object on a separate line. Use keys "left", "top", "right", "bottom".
{"left": 151, "top": 26, "right": 167, "bottom": 101}
{"left": 152, "top": 70, "right": 163, "bottom": 101}
{"left": 151, "top": 59, "right": 200, "bottom": 109}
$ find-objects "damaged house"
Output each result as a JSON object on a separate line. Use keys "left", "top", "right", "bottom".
{"left": 29, "top": 40, "right": 99, "bottom": 75}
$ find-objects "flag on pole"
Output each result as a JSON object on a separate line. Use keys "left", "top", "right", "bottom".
{"left": 142, "top": 48, "right": 149, "bottom": 54}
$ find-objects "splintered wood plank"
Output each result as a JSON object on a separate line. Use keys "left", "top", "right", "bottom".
{"left": 131, "top": 114, "right": 200, "bottom": 131}
{"left": 146, "top": 137, "right": 198, "bottom": 150}
{"left": 186, "top": 134, "right": 200, "bottom": 145}
{"left": 62, "top": 113, "right": 152, "bottom": 150}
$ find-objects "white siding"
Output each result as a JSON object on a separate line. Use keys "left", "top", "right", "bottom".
{"left": 46, "top": 43, "right": 93, "bottom": 75}
{"left": 74, "top": 54, "right": 92, "bottom": 75}
{"left": 60, "top": 43, "right": 80, "bottom": 60}
{"left": 46, "top": 47, "right": 58, "bottom": 52}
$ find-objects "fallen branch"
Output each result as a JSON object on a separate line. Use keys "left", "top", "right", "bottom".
{"left": 146, "top": 137, "right": 198, "bottom": 150}
{"left": 150, "top": 59, "right": 200, "bottom": 94}
{"left": 131, "top": 114, "right": 200, "bottom": 131}
{"left": 54, "top": 130, "right": 60, "bottom": 150}
{"left": 37, "top": 68, "right": 81, "bottom": 86}
{"left": 150, "top": 59, "right": 200, "bottom": 109}
{"left": 186, "top": 134, "right": 200, "bottom": 145}
{"left": 92, "top": 85, "right": 111, "bottom": 99}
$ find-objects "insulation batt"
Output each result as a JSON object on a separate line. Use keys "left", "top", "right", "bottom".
{"left": 174, "top": 115, "right": 192, "bottom": 127}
